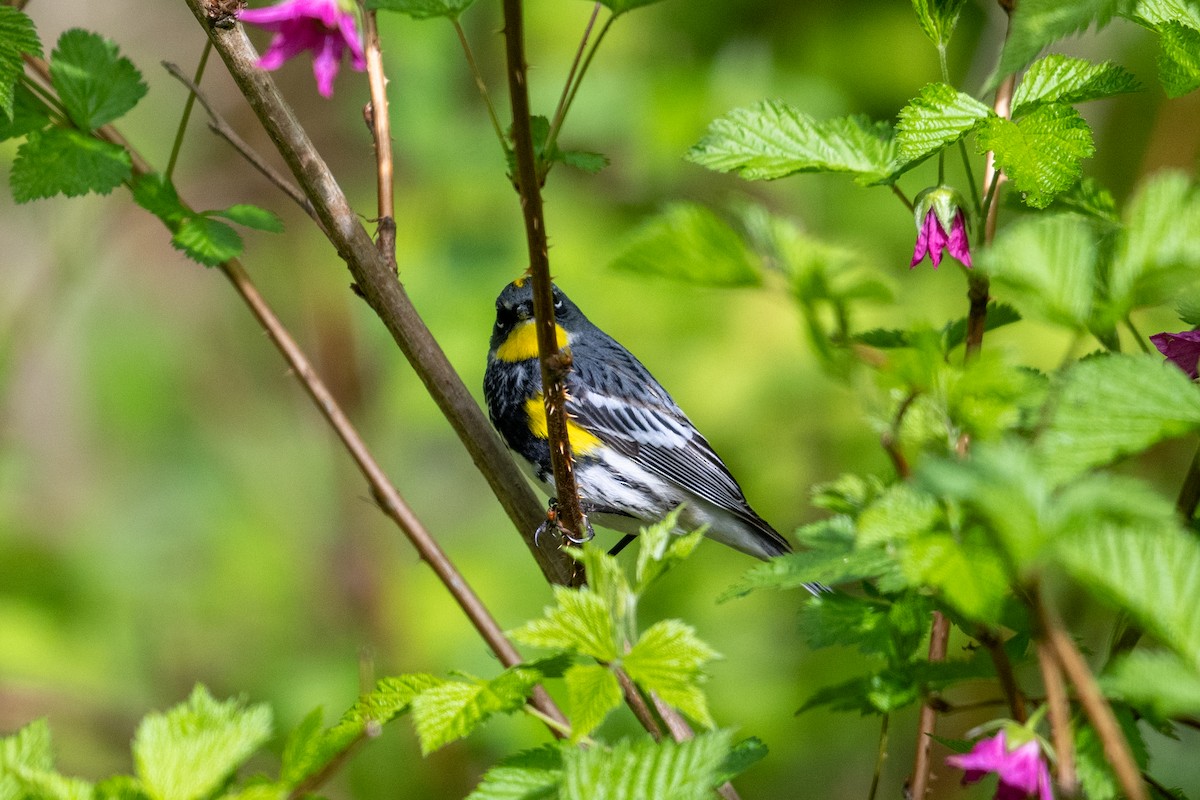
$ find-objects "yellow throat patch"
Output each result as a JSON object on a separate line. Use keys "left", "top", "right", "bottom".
{"left": 496, "top": 320, "right": 568, "bottom": 362}
{"left": 524, "top": 394, "right": 601, "bottom": 455}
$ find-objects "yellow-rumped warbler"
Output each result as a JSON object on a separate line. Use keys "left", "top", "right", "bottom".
{"left": 483, "top": 279, "right": 792, "bottom": 560}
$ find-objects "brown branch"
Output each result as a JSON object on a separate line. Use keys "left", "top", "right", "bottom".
{"left": 362, "top": 7, "right": 396, "bottom": 269}
{"left": 614, "top": 668, "right": 663, "bottom": 741}
{"left": 978, "top": 626, "right": 1027, "bottom": 722}
{"left": 180, "top": 0, "right": 577, "bottom": 586}
{"left": 499, "top": 0, "right": 590, "bottom": 551}
{"left": 1037, "top": 639, "right": 1077, "bottom": 796}
{"left": 1036, "top": 593, "right": 1148, "bottom": 800}
{"left": 907, "top": 610, "right": 950, "bottom": 800}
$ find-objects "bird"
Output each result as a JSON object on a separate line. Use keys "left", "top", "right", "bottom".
{"left": 483, "top": 278, "right": 792, "bottom": 560}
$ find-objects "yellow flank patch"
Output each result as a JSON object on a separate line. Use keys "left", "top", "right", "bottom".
{"left": 496, "top": 321, "right": 568, "bottom": 362}
{"left": 525, "top": 395, "right": 602, "bottom": 455}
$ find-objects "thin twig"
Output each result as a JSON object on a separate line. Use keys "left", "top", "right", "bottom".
{"left": 1036, "top": 592, "right": 1148, "bottom": 800}
{"left": 362, "top": 7, "right": 396, "bottom": 270}
{"left": 882, "top": 391, "right": 918, "bottom": 478}
{"left": 977, "top": 626, "right": 1027, "bottom": 722}
{"left": 867, "top": 713, "right": 889, "bottom": 800}
{"left": 180, "top": 0, "right": 577, "bottom": 586}
{"left": 1037, "top": 638, "right": 1077, "bottom": 796}
{"left": 543, "top": 3, "right": 602, "bottom": 172}
{"left": 452, "top": 17, "right": 507, "bottom": 151}
{"left": 891, "top": 183, "right": 914, "bottom": 212}
{"left": 161, "top": 60, "right": 319, "bottom": 224}
{"left": 541, "top": 13, "right": 615, "bottom": 182}
{"left": 500, "top": 0, "right": 591, "bottom": 555}
{"left": 166, "top": 41, "right": 211, "bottom": 179}
{"left": 907, "top": 610, "right": 950, "bottom": 800}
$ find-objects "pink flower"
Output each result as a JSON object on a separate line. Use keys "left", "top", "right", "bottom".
{"left": 910, "top": 186, "right": 972, "bottom": 269}
{"left": 1150, "top": 330, "right": 1200, "bottom": 379}
{"left": 947, "top": 730, "right": 1054, "bottom": 800}
{"left": 240, "top": 0, "right": 366, "bottom": 98}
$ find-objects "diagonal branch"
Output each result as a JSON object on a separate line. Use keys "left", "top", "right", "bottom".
{"left": 180, "top": 0, "right": 577, "bottom": 586}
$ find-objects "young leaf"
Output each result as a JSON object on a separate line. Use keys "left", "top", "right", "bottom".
{"left": 10, "top": 127, "right": 131, "bottom": 201}
{"left": 609, "top": 203, "right": 761, "bottom": 287}
{"left": 635, "top": 508, "right": 704, "bottom": 591}
{"left": 1011, "top": 54, "right": 1140, "bottom": 116}
{"left": 1103, "top": 650, "right": 1200, "bottom": 719}
{"left": 340, "top": 673, "right": 444, "bottom": 729}
{"left": 131, "top": 173, "right": 188, "bottom": 229}
{"left": 49, "top": 29, "right": 147, "bottom": 130}
{"left": 133, "top": 686, "right": 272, "bottom": 800}
{"left": 1157, "top": 20, "right": 1200, "bottom": 97}
{"left": 465, "top": 744, "right": 563, "bottom": 800}
{"left": 623, "top": 619, "right": 720, "bottom": 728}
{"left": 363, "top": 0, "right": 475, "bottom": 20}
{"left": 712, "top": 738, "right": 768, "bottom": 786}
{"left": 1037, "top": 354, "right": 1200, "bottom": 479}
{"left": 595, "top": 0, "right": 665, "bottom": 15}
{"left": 410, "top": 667, "right": 542, "bottom": 754}
{"left": 911, "top": 0, "right": 967, "bottom": 46}
{"left": 856, "top": 483, "right": 941, "bottom": 548}
{"left": 564, "top": 663, "right": 621, "bottom": 741}
{"left": 895, "top": 83, "right": 991, "bottom": 165}
{"left": 902, "top": 530, "right": 1010, "bottom": 621}
{"left": 688, "top": 101, "right": 897, "bottom": 185}
{"left": 721, "top": 539, "right": 897, "bottom": 600}
{"left": 0, "top": 7, "right": 41, "bottom": 120}
{"left": 172, "top": 215, "right": 243, "bottom": 267}
{"left": 1132, "top": 0, "right": 1200, "bottom": 28}
{"left": 0, "top": 84, "right": 50, "bottom": 142}
{"left": 210, "top": 204, "right": 284, "bottom": 233}
{"left": 560, "top": 730, "right": 732, "bottom": 800}
{"left": 796, "top": 593, "right": 890, "bottom": 654}
{"left": 1044, "top": 175, "right": 1119, "bottom": 221}
{"left": 1, "top": 719, "right": 53, "bottom": 773}
{"left": 994, "top": 0, "right": 1134, "bottom": 79}
{"left": 975, "top": 103, "right": 1095, "bottom": 209}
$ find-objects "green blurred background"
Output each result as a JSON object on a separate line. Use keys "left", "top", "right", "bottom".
{"left": 2, "top": 0, "right": 1198, "bottom": 797}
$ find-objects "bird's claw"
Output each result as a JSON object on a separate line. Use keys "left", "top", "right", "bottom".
{"left": 534, "top": 499, "right": 594, "bottom": 547}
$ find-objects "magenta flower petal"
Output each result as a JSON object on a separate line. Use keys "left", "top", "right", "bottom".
{"left": 239, "top": 0, "right": 364, "bottom": 97}
{"left": 1151, "top": 330, "right": 1200, "bottom": 379}
{"left": 910, "top": 210, "right": 936, "bottom": 268}
{"left": 948, "top": 209, "right": 972, "bottom": 267}
{"left": 947, "top": 731, "right": 1055, "bottom": 800}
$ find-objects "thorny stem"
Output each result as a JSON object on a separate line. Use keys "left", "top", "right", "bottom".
{"left": 501, "top": 0, "right": 590, "bottom": 569}
{"left": 166, "top": 40, "right": 211, "bottom": 180}
{"left": 907, "top": 610, "right": 950, "bottom": 800}
{"left": 867, "top": 713, "right": 889, "bottom": 800}
{"left": 452, "top": 17, "right": 507, "bottom": 151}
{"left": 1036, "top": 591, "right": 1149, "bottom": 800}
{"left": 1037, "top": 638, "right": 1078, "bottom": 796}
{"left": 363, "top": 7, "right": 396, "bottom": 270}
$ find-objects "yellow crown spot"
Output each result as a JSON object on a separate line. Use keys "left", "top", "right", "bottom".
{"left": 496, "top": 321, "right": 568, "bottom": 362}
{"left": 525, "top": 394, "right": 602, "bottom": 455}
{"left": 513, "top": 276, "right": 527, "bottom": 288}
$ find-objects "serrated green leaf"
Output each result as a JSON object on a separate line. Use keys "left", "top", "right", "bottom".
{"left": 278, "top": 708, "right": 325, "bottom": 787}
{"left": 0, "top": 7, "right": 41, "bottom": 120}
{"left": 215, "top": 782, "right": 287, "bottom": 800}
{"left": 10, "top": 126, "right": 131, "bottom": 201}
{"left": 1012, "top": 54, "right": 1141, "bottom": 116}
{"left": 209, "top": 204, "right": 284, "bottom": 233}
{"left": 465, "top": 745, "right": 563, "bottom": 800}
{"left": 1, "top": 719, "right": 53, "bottom": 773}
{"left": 131, "top": 173, "right": 188, "bottom": 229}
{"left": 558, "top": 150, "right": 609, "bottom": 174}
{"left": 1074, "top": 707, "right": 1148, "bottom": 800}
{"left": 797, "top": 593, "right": 890, "bottom": 653}
{"left": 49, "top": 29, "right": 147, "bottom": 130}
{"left": 979, "top": 213, "right": 1099, "bottom": 329}
{"left": 712, "top": 737, "right": 768, "bottom": 786}
{"left": 903, "top": 531, "right": 1010, "bottom": 621}
{"left": 363, "top": 0, "right": 475, "bottom": 19}
{"left": 561, "top": 731, "right": 731, "bottom": 800}
{"left": 895, "top": 83, "right": 991, "bottom": 164}
{"left": 911, "top": 0, "right": 967, "bottom": 46}
{"left": 0, "top": 83, "right": 50, "bottom": 142}
{"left": 1045, "top": 175, "right": 1119, "bottom": 221}
{"left": 133, "top": 686, "right": 272, "bottom": 800}
{"left": 799, "top": 669, "right": 921, "bottom": 714}
{"left": 721, "top": 540, "right": 897, "bottom": 600}
{"left": 1038, "top": 354, "right": 1200, "bottom": 479}
{"left": 1158, "top": 21, "right": 1200, "bottom": 97}
{"left": 95, "top": 775, "right": 152, "bottom": 800}
{"left": 564, "top": 664, "right": 621, "bottom": 742}
{"left": 1055, "top": 523, "right": 1200, "bottom": 671}
{"left": 995, "top": 0, "right": 1135, "bottom": 79}
{"left": 410, "top": 667, "right": 541, "bottom": 754}
{"left": 976, "top": 103, "right": 1095, "bottom": 209}
{"left": 1132, "top": 0, "right": 1200, "bottom": 28}
{"left": 688, "top": 101, "right": 898, "bottom": 185}
{"left": 610, "top": 203, "right": 760, "bottom": 287}
{"left": 857, "top": 484, "right": 941, "bottom": 548}
{"left": 623, "top": 620, "right": 720, "bottom": 728}
{"left": 635, "top": 508, "right": 704, "bottom": 592}
{"left": 172, "top": 215, "right": 243, "bottom": 267}
{"left": 339, "top": 673, "right": 442, "bottom": 729}
{"left": 1103, "top": 650, "right": 1200, "bottom": 718}
{"left": 6, "top": 767, "right": 92, "bottom": 800}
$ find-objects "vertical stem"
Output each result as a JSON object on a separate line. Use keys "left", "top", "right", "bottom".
{"left": 979, "top": 626, "right": 1028, "bottom": 722}
{"left": 166, "top": 40, "right": 212, "bottom": 180}
{"left": 1037, "top": 638, "right": 1077, "bottom": 796}
{"left": 362, "top": 7, "right": 396, "bottom": 270}
{"left": 500, "top": 0, "right": 590, "bottom": 548}
{"left": 867, "top": 713, "right": 889, "bottom": 800}
{"left": 907, "top": 610, "right": 950, "bottom": 800}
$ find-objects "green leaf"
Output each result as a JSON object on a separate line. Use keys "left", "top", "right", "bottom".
{"left": 512, "top": 587, "right": 620, "bottom": 661}
{"left": 0, "top": 7, "right": 41, "bottom": 120}
{"left": 1106, "top": 171, "right": 1200, "bottom": 322}
{"left": 978, "top": 213, "right": 1099, "bottom": 329}
{"left": 558, "top": 150, "right": 609, "bottom": 175}
{"left": 688, "top": 101, "right": 897, "bottom": 185}
{"left": 1103, "top": 650, "right": 1200, "bottom": 718}
{"left": 902, "top": 530, "right": 1010, "bottom": 621}
{"left": 339, "top": 673, "right": 442, "bottom": 729}
{"left": 976, "top": 103, "right": 1095, "bottom": 209}
{"left": 941, "top": 302, "right": 1023, "bottom": 351}
{"left": 610, "top": 203, "right": 760, "bottom": 287}
{"left": 635, "top": 508, "right": 704, "bottom": 592}
{"left": 1074, "top": 707, "right": 1148, "bottom": 800}
{"left": 410, "top": 667, "right": 542, "bottom": 754}
{"left": 721, "top": 530, "right": 897, "bottom": 600}
{"left": 10, "top": 126, "right": 131, "bottom": 201}
{"left": 364, "top": 0, "right": 475, "bottom": 20}
{"left": 895, "top": 83, "right": 991, "bottom": 165}
{"left": 561, "top": 731, "right": 732, "bottom": 800}
{"left": 564, "top": 664, "right": 621, "bottom": 742}
{"left": 133, "top": 686, "right": 272, "bottom": 800}
{"left": 0, "top": 83, "right": 50, "bottom": 142}
{"left": 210, "top": 204, "right": 284, "bottom": 233}
{"left": 995, "top": 0, "right": 1134, "bottom": 79}
{"left": 711, "top": 738, "right": 768, "bottom": 786}
{"left": 131, "top": 172, "right": 188, "bottom": 229}
{"left": 1132, "top": 0, "right": 1200, "bottom": 28}
{"left": 1011, "top": 54, "right": 1141, "bottom": 116}
{"left": 857, "top": 484, "right": 941, "bottom": 548}
{"left": 1037, "top": 354, "right": 1200, "bottom": 479}
{"left": 799, "top": 669, "right": 922, "bottom": 714}
{"left": 172, "top": 215, "right": 243, "bottom": 267}
{"left": 1043, "top": 175, "right": 1119, "bottom": 221}
{"left": 1055, "top": 523, "right": 1200, "bottom": 671}
{"left": 1, "top": 720, "right": 53, "bottom": 774}
{"left": 466, "top": 745, "right": 563, "bottom": 800}
{"left": 623, "top": 620, "right": 720, "bottom": 728}
{"left": 797, "top": 593, "right": 890, "bottom": 654}
{"left": 594, "top": 0, "right": 664, "bottom": 15}
{"left": 1158, "top": 20, "right": 1200, "bottom": 97}
{"left": 911, "top": 0, "right": 967, "bottom": 46}
{"left": 49, "top": 29, "right": 147, "bottom": 130}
